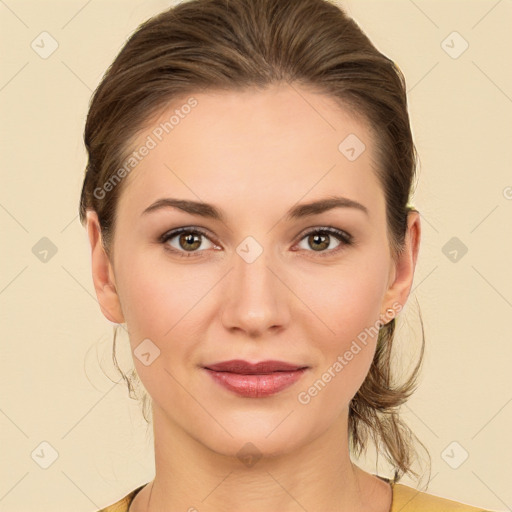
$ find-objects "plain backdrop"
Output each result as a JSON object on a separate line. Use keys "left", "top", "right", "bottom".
{"left": 0, "top": 1, "right": 511, "bottom": 511}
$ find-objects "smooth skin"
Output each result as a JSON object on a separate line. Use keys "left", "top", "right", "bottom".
{"left": 87, "top": 82, "right": 420, "bottom": 512}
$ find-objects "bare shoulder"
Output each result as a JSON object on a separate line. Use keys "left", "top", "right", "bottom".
{"left": 392, "top": 483, "right": 494, "bottom": 512}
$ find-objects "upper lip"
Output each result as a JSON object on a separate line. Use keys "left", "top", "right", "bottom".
{"left": 203, "top": 359, "right": 309, "bottom": 374}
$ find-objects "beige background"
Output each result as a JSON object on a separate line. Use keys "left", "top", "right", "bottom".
{"left": 1, "top": 0, "right": 511, "bottom": 511}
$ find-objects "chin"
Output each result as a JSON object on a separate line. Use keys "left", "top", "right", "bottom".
{"left": 200, "top": 426, "right": 306, "bottom": 462}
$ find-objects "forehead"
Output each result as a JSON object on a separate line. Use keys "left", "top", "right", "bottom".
{"left": 116, "top": 83, "right": 383, "bottom": 219}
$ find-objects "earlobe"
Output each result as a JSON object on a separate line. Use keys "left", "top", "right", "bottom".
{"left": 86, "top": 210, "right": 125, "bottom": 324}
{"left": 382, "top": 210, "right": 421, "bottom": 314}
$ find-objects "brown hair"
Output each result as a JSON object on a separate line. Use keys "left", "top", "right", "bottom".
{"left": 79, "top": 0, "right": 429, "bottom": 484}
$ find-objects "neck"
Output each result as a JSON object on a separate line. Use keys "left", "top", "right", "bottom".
{"left": 130, "top": 405, "right": 390, "bottom": 512}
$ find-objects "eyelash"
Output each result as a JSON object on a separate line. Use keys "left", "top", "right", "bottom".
{"left": 159, "top": 226, "right": 354, "bottom": 259}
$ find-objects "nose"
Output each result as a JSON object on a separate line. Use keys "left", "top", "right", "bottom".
{"left": 221, "top": 245, "right": 290, "bottom": 337}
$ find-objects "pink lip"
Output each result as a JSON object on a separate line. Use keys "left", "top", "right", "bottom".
{"left": 204, "top": 359, "right": 307, "bottom": 373}
{"left": 203, "top": 360, "right": 309, "bottom": 398}
{"left": 204, "top": 368, "right": 307, "bottom": 397}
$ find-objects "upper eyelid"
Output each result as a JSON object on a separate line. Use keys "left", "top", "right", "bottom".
{"left": 299, "top": 226, "right": 352, "bottom": 240}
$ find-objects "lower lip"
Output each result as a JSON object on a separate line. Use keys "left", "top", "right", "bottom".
{"left": 204, "top": 368, "right": 307, "bottom": 398}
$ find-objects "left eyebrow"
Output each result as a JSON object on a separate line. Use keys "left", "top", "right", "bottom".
{"left": 285, "top": 195, "right": 369, "bottom": 220}
{"left": 141, "top": 195, "right": 369, "bottom": 222}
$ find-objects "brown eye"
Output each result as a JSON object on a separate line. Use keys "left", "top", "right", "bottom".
{"left": 160, "top": 227, "right": 215, "bottom": 256}
{"left": 307, "top": 232, "right": 331, "bottom": 251}
{"left": 178, "top": 232, "right": 202, "bottom": 251}
{"left": 296, "top": 227, "right": 352, "bottom": 255}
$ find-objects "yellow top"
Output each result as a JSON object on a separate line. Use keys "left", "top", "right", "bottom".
{"left": 97, "top": 476, "right": 494, "bottom": 512}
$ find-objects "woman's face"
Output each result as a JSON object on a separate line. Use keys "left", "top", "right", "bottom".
{"left": 88, "top": 82, "right": 419, "bottom": 459}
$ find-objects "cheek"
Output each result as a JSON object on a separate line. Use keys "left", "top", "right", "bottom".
{"left": 119, "top": 265, "right": 167, "bottom": 335}
{"left": 117, "top": 248, "right": 203, "bottom": 331}
{"left": 297, "top": 255, "right": 388, "bottom": 344}
{"left": 294, "top": 257, "right": 388, "bottom": 404}
{"left": 116, "top": 250, "right": 221, "bottom": 367}
{"left": 115, "top": 252, "right": 203, "bottom": 404}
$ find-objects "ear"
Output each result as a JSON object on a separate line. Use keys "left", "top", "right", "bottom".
{"left": 382, "top": 210, "right": 421, "bottom": 314}
{"left": 86, "top": 210, "right": 125, "bottom": 324}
